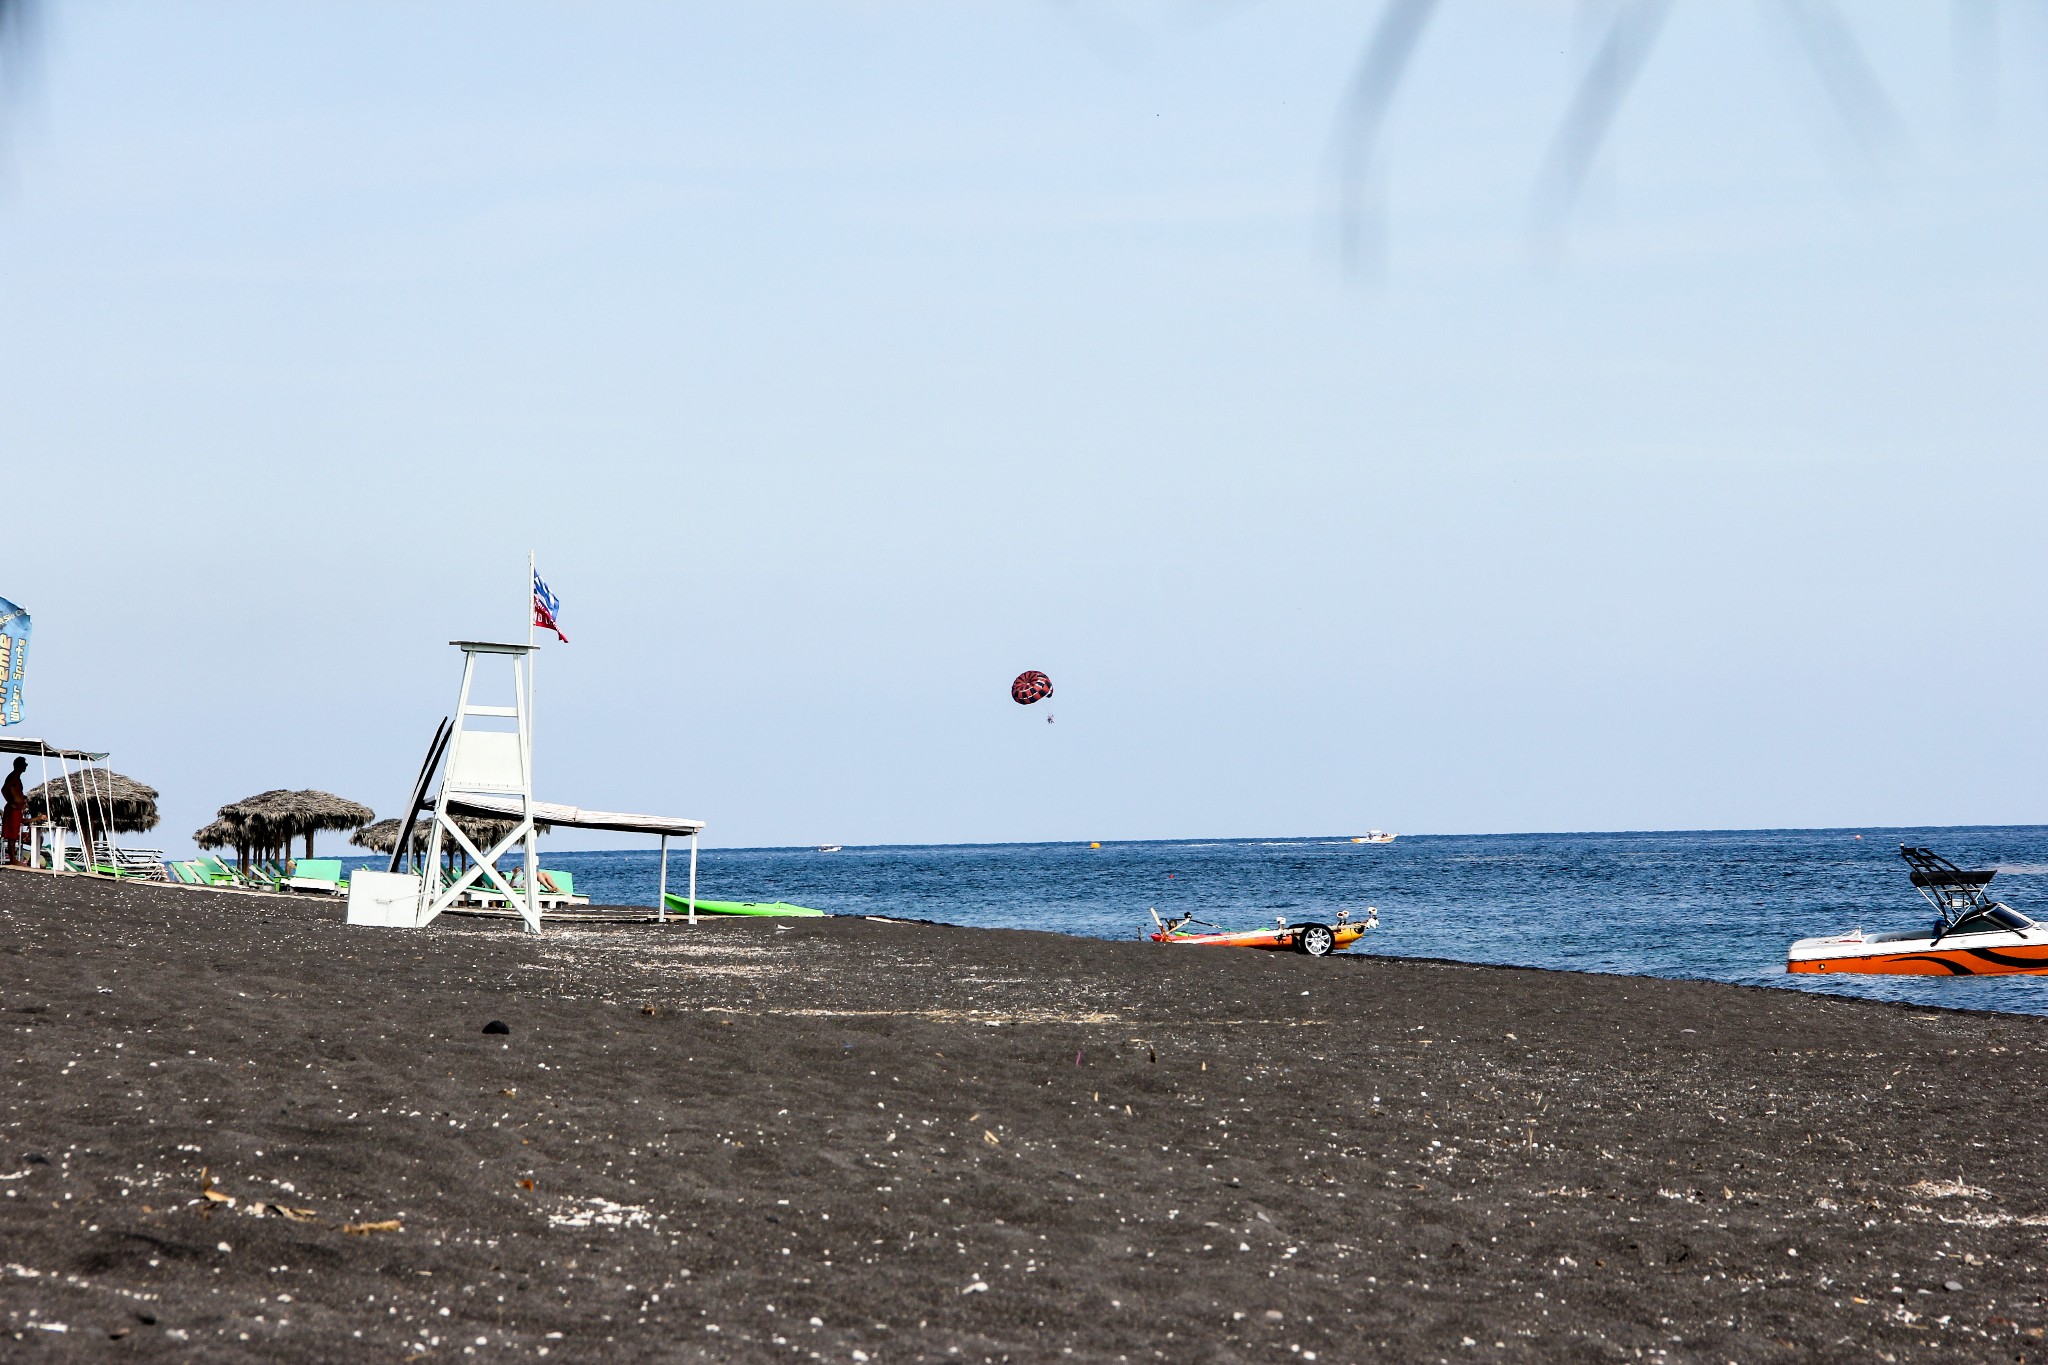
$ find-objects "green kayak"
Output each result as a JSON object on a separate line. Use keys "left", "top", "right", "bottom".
{"left": 663, "top": 894, "right": 825, "bottom": 918}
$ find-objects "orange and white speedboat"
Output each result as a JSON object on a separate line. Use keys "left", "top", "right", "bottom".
{"left": 1788, "top": 845, "right": 2048, "bottom": 976}
{"left": 1148, "top": 907, "right": 1378, "bottom": 957}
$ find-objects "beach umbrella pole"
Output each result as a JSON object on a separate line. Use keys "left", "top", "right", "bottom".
{"left": 688, "top": 831, "right": 698, "bottom": 926}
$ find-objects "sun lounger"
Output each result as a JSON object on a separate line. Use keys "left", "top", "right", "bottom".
{"left": 246, "top": 860, "right": 289, "bottom": 891}
{"left": 537, "top": 869, "right": 589, "bottom": 907}
{"left": 282, "top": 858, "right": 346, "bottom": 895}
{"left": 194, "top": 855, "right": 246, "bottom": 888}
{"left": 89, "top": 843, "right": 169, "bottom": 881}
{"left": 466, "top": 868, "right": 588, "bottom": 911}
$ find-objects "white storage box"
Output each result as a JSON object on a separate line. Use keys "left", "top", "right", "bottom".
{"left": 346, "top": 870, "right": 424, "bottom": 928}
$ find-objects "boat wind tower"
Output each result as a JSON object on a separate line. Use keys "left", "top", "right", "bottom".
{"left": 420, "top": 641, "right": 542, "bottom": 933}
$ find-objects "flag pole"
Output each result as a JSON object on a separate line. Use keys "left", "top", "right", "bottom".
{"left": 526, "top": 551, "right": 537, "bottom": 922}
{"left": 526, "top": 550, "right": 536, "bottom": 750}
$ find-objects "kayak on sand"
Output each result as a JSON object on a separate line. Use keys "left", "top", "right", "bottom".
{"left": 663, "top": 893, "right": 826, "bottom": 918}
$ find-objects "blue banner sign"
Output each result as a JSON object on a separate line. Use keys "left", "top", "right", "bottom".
{"left": 0, "top": 597, "right": 27, "bottom": 727}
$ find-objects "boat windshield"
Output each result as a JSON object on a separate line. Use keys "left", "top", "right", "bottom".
{"left": 1948, "top": 904, "right": 2034, "bottom": 935}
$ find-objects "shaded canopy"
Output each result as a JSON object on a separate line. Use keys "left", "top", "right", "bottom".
{"left": 207, "top": 789, "right": 376, "bottom": 858}
{"left": 352, "top": 814, "right": 552, "bottom": 859}
{"left": 215, "top": 789, "right": 376, "bottom": 855}
{"left": 190, "top": 818, "right": 237, "bottom": 851}
{"left": 24, "top": 768, "right": 161, "bottom": 834}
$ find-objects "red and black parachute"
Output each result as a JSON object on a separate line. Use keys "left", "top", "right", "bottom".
{"left": 1010, "top": 670, "right": 1053, "bottom": 705}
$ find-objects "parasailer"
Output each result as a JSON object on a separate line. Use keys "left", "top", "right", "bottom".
{"left": 1010, "top": 670, "right": 1053, "bottom": 705}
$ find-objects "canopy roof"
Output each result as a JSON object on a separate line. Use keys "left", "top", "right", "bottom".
{"left": 353, "top": 813, "right": 554, "bottom": 855}
{"left": 0, "top": 737, "right": 108, "bottom": 762}
{"left": 196, "top": 789, "right": 376, "bottom": 855}
{"left": 219, "top": 789, "right": 375, "bottom": 838}
{"left": 1910, "top": 868, "right": 1996, "bottom": 889}
{"left": 447, "top": 794, "right": 705, "bottom": 837}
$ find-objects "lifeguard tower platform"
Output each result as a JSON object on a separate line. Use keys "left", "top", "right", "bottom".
{"left": 347, "top": 640, "right": 706, "bottom": 933}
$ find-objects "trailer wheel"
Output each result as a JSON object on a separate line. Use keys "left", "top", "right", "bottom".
{"left": 1296, "top": 923, "right": 1335, "bottom": 957}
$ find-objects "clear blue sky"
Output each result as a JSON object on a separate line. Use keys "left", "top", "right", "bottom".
{"left": 3, "top": 2, "right": 2046, "bottom": 850}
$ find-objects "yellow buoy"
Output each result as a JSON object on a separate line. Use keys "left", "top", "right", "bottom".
{"left": 1089, "top": 841, "right": 1101, "bottom": 849}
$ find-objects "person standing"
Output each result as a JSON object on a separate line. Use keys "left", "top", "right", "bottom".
{"left": 2, "top": 757, "right": 25, "bottom": 866}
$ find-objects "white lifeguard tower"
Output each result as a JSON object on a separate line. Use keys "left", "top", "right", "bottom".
{"left": 346, "top": 638, "right": 708, "bottom": 933}
{"left": 419, "top": 641, "right": 544, "bottom": 932}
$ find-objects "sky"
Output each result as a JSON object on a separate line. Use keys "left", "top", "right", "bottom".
{"left": 3, "top": 1, "right": 2047, "bottom": 851}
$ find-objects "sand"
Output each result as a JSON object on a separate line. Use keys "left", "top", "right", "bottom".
{"left": 2, "top": 870, "right": 2046, "bottom": 1362}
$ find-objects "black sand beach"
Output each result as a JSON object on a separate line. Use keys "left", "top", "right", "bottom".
{"left": 3, "top": 871, "right": 2046, "bottom": 1362}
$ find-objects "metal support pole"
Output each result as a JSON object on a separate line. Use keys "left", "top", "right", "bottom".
{"left": 657, "top": 833, "right": 669, "bottom": 923}
{"left": 687, "top": 832, "right": 698, "bottom": 926}
{"left": 520, "top": 641, "right": 539, "bottom": 934}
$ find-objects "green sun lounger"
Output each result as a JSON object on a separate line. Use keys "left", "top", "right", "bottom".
{"left": 663, "top": 893, "right": 825, "bottom": 918}
{"left": 283, "top": 858, "right": 345, "bottom": 895}
{"left": 195, "top": 855, "right": 242, "bottom": 887}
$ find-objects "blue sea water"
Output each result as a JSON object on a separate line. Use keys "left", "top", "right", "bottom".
{"left": 346, "top": 825, "right": 2048, "bottom": 1017}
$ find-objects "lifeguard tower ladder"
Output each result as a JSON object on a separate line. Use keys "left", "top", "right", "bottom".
{"left": 418, "top": 641, "right": 542, "bottom": 933}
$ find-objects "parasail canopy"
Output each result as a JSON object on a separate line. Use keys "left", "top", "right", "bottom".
{"left": 1010, "top": 670, "right": 1053, "bottom": 705}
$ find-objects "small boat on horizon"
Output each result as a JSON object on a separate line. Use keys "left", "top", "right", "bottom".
{"left": 816, "top": 844, "right": 842, "bottom": 853}
{"left": 1787, "top": 845, "right": 2048, "bottom": 976}
{"left": 1352, "top": 831, "right": 1396, "bottom": 844}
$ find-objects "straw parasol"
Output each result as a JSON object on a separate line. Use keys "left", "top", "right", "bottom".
{"left": 351, "top": 817, "right": 414, "bottom": 856}
{"left": 210, "top": 789, "right": 376, "bottom": 864}
{"left": 197, "top": 798, "right": 276, "bottom": 869}
{"left": 353, "top": 813, "right": 552, "bottom": 867}
{"left": 25, "top": 768, "right": 160, "bottom": 835}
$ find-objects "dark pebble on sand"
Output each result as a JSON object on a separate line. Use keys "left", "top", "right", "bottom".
{"left": 482, "top": 1020, "right": 510, "bottom": 1035}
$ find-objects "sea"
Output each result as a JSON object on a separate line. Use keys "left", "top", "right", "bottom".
{"left": 345, "top": 824, "right": 2048, "bottom": 1017}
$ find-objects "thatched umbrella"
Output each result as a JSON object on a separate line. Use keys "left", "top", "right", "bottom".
{"left": 197, "top": 801, "right": 272, "bottom": 870}
{"left": 26, "top": 768, "right": 160, "bottom": 837}
{"left": 191, "top": 818, "right": 237, "bottom": 851}
{"left": 350, "top": 817, "right": 412, "bottom": 855}
{"left": 205, "top": 791, "right": 285, "bottom": 869}
{"left": 211, "top": 789, "right": 376, "bottom": 866}
{"left": 353, "top": 813, "right": 551, "bottom": 869}
{"left": 294, "top": 791, "right": 378, "bottom": 850}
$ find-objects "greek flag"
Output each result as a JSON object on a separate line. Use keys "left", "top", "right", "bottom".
{"left": 532, "top": 572, "right": 567, "bottom": 643}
